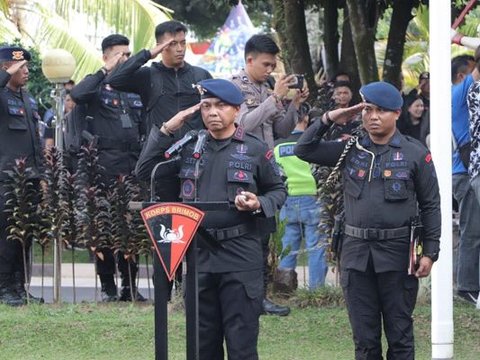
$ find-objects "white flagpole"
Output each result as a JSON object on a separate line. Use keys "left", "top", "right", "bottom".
{"left": 430, "top": 1, "right": 454, "bottom": 359}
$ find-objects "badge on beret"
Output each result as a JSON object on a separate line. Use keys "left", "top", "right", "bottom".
{"left": 11, "top": 51, "right": 24, "bottom": 61}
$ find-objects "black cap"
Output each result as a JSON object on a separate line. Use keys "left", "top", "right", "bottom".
{"left": 0, "top": 46, "right": 31, "bottom": 62}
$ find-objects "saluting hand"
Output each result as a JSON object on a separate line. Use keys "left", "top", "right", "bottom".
{"left": 235, "top": 191, "right": 261, "bottom": 212}
{"left": 103, "top": 52, "right": 124, "bottom": 73}
{"left": 324, "top": 103, "right": 365, "bottom": 126}
{"left": 160, "top": 103, "right": 201, "bottom": 135}
{"left": 4, "top": 60, "right": 27, "bottom": 75}
{"left": 150, "top": 37, "right": 175, "bottom": 59}
{"left": 415, "top": 256, "right": 434, "bottom": 278}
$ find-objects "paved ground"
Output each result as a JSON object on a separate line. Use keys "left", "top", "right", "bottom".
{"left": 29, "top": 263, "right": 338, "bottom": 303}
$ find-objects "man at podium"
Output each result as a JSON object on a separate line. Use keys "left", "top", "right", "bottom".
{"left": 136, "top": 78, "right": 287, "bottom": 360}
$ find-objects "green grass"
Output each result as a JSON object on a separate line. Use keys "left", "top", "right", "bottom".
{"left": 0, "top": 301, "right": 478, "bottom": 360}
{"left": 32, "top": 241, "right": 93, "bottom": 264}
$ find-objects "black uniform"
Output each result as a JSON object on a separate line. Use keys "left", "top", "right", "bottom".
{"left": 136, "top": 126, "right": 286, "bottom": 360}
{"left": 70, "top": 70, "right": 145, "bottom": 285}
{"left": 0, "top": 70, "right": 43, "bottom": 274}
{"left": 106, "top": 50, "right": 212, "bottom": 202}
{"left": 295, "top": 119, "right": 441, "bottom": 360}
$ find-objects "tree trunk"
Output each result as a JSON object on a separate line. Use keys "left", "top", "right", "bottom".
{"left": 340, "top": 6, "right": 361, "bottom": 104}
{"left": 382, "top": 0, "right": 416, "bottom": 88}
{"left": 283, "top": 0, "right": 317, "bottom": 96}
{"left": 323, "top": 0, "right": 340, "bottom": 80}
{"left": 270, "top": 0, "right": 290, "bottom": 72}
{"left": 345, "top": 0, "right": 379, "bottom": 84}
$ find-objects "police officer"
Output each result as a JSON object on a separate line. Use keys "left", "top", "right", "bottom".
{"left": 0, "top": 46, "right": 44, "bottom": 306}
{"left": 136, "top": 79, "right": 287, "bottom": 360}
{"left": 295, "top": 82, "right": 441, "bottom": 359}
{"left": 231, "top": 34, "right": 309, "bottom": 316}
{"left": 70, "top": 34, "right": 146, "bottom": 302}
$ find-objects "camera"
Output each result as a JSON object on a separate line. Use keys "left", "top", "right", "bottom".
{"left": 288, "top": 74, "right": 304, "bottom": 89}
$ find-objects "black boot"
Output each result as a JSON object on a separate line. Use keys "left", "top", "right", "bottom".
{"left": 13, "top": 272, "right": 44, "bottom": 304}
{"left": 261, "top": 298, "right": 290, "bottom": 316}
{"left": 0, "top": 273, "right": 24, "bottom": 307}
{"left": 119, "top": 269, "right": 147, "bottom": 302}
{"left": 99, "top": 274, "right": 118, "bottom": 302}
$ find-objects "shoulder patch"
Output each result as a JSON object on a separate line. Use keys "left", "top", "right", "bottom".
{"left": 233, "top": 126, "right": 245, "bottom": 141}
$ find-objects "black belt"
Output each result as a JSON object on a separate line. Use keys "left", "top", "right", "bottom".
{"left": 344, "top": 224, "right": 409, "bottom": 240}
{"left": 206, "top": 223, "right": 253, "bottom": 241}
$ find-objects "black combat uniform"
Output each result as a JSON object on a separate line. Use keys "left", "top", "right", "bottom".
{"left": 136, "top": 125, "right": 286, "bottom": 360}
{"left": 70, "top": 69, "right": 146, "bottom": 300}
{"left": 0, "top": 64, "right": 43, "bottom": 305}
{"left": 295, "top": 118, "right": 441, "bottom": 360}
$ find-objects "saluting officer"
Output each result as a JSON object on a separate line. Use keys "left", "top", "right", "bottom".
{"left": 0, "top": 46, "right": 43, "bottom": 306}
{"left": 295, "top": 81, "right": 441, "bottom": 359}
{"left": 136, "top": 79, "right": 287, "bottom": 360}
{"left": 70, "top": 34, "right": 146, "bottom": 302}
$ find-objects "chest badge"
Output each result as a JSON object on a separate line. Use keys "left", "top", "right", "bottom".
{"left": 384, "top": 170, "right": 392, "bottom": 177}
{"left": 393, "top": 151, "right": 404, "bottom": 161}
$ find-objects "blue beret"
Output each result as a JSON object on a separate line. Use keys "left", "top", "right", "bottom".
{"left": 198, "top": 79, "right": 244, "bottom": 106}
{"left": 0, "top": 46, "right": 31, "bottom": 62}
{"left": 359, "top": 81, "right": 403, "bottom": 111}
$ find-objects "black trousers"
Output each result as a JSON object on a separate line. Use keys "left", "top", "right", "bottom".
{"left": 341, "top": 259, "right": 419, "bottom": 360}
{"left": 96, "top": 248, "right": 138, "bottom": 282}
{"left": 198, "top": 270, "right": 263, "bottom": 360}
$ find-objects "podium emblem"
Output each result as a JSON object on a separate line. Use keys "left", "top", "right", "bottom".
{"left": 141, "top": 203, "right": 205, "bottom": 281}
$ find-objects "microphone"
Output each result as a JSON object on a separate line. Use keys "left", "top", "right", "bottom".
{"left": 192, "top": 129, "right": 208, "bottom": 159}
{"left": 164, "top": 130, "right": 198, "bottom": 159}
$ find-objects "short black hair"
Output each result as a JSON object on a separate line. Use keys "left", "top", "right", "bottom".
{"left": 334, "top": 71, "right": 350, "bottom": 81}
{"left": 333, "top": 81, "right": 352, "bottom": 91}
{"left": 244, "top": 34, "right": 280, "bottom": 59}
{"left": 155, "top": 21, "right": 187, "bottom": 41}
{"left": 451, "top": 54, "right": 474, "bottom": 83}
{"left": 101, "top": 34, "right": 129, "bottom": 53}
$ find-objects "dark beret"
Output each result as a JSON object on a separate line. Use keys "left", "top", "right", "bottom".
{"left": 0, "top": 46, "right": 31, "bottom": 62}
{"left": 359, "top": 81, "right": 403, "bottom": 111}
{"left": 198, "top": 79, "right": 244, "bottom": 106}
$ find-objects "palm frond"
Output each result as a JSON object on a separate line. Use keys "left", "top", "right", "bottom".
{"left": 54, "top": 0, "right": 172, "bottom": 53}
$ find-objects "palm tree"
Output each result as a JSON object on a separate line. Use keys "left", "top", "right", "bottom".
{"left": 0, "top": 0, "right": 172, "bottom": 81}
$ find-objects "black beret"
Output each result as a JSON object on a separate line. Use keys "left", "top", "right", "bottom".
{"left": 0, "top": 46, "right": 31, "bottom": 62}
{"left": 359, "top": 81, "right": 403, "bottom": 111}
{"left": 197, "top": 79, "right": 244, "bottom": 106}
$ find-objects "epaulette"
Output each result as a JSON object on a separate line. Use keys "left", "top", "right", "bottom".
{"left": 233, "top": 126, "right": 246, "bottom": 141}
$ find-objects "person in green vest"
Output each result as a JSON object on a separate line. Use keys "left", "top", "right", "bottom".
{"left": 274, "top": 103, "right": 328, "bottom": 290}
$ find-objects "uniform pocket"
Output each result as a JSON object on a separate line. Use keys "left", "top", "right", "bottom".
{"left": 226, "top": 168, "right": 256, "bottom": 202}
{"left": 178, "top": 167, "right": 199, "bottom": 201}
{"left": 7, "top": 115, "right": 27, "bottom": 131}
{"left": 343, "top": 176, "right": 363, "bottom": 199}
{"left": 384, "top": 179, "right": 408, "bottom": 201}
